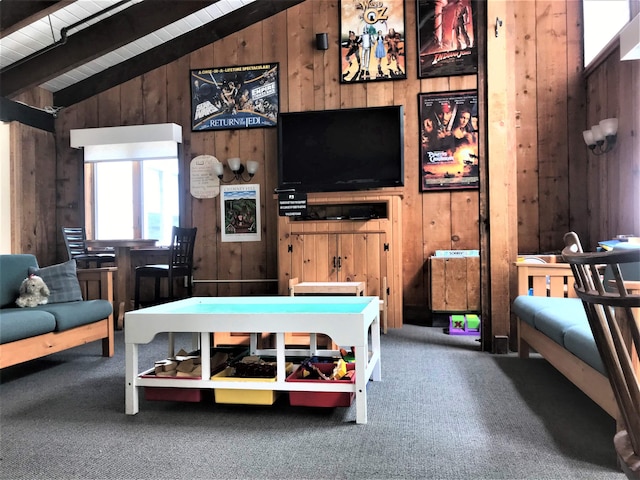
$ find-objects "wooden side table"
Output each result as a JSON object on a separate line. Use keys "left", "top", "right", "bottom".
{"left": 288, "top": 279, "right": 367, "bottom": 349}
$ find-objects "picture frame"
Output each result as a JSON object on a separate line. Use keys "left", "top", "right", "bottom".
{"left": 190, "top": 63, "right": 279, "bottom": 131}
{"left": 418, "top": 90, "right": 479, "bottom": 191}
{"left": 416, "top": 0, "right": 478, "bottom": 79}
{"left": 339, "top": 0, "right": 407, "bottom": 83}
{"left": 220, "top": 184, "right": 261, "bottom": 242}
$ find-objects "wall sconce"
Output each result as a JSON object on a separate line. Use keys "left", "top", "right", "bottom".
{"left": 213, "top": 157, "right": 259, "bottom": 183}
{"left": 316, "top": 33, "right": 329, "bottom": 50}
{"left": 582, "top": 118, "right": 618, "bottom": 155}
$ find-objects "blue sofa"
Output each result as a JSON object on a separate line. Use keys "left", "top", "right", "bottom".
{"left": 0, "top": 254, "right": 115, "bottom": 369}
{"left": 513, "top": 245, "right": 640, "bottom": 418}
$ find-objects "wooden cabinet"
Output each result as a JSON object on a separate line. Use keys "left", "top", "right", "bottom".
{"left": 429, "top": 256, "right": 480, "bottom": 312}
{"left": 278, "top": 193, "right": 403, "bottom": 328}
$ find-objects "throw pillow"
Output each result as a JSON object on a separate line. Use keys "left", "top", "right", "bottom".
{"left": 28, "top": 260, "right": 83, "bottom": 304}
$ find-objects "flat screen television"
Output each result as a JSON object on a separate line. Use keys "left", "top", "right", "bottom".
{"left": 277, "top": 105, "right": 404, "bottom": 193}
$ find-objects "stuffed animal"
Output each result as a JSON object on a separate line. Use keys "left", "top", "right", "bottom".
{"left": 16, "top": 274, "right": 50, "bottom": 308}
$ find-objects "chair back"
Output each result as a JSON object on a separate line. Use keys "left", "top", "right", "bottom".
{"left": 169, "top": 227, "right": 197, "bottom": 272}
{"left": 562, "top": 232, "right": 640, "bottom": 479}
{"left": 62, "top": 227, "right": 89, "bottom": 260}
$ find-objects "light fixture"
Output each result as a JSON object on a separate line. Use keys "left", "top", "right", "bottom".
{"left": 214, "top": 157, "right": 259, "bottom": 183}
{"left": 582, "top": 117, "right": 618, "bottom": 155}
{"left": 316, "top": 33, "right": 329, "bottom": 50}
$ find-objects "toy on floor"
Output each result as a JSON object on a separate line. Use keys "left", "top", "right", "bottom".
{"left": 446, "top": 314, "right": 481, "bottom": 335}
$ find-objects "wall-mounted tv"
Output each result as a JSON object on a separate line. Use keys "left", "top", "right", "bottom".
{"left": 277, "top": 105, "right": 404, "bottom": 193}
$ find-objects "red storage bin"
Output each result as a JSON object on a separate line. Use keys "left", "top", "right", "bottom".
{"left": 286, "top": 362, "right": 355, "bottom": 408}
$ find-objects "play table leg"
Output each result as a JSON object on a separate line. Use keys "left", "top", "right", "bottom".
{"left": 125, "top": 342, "right": 139, "bottom": 414}
{"left": 371, "top": 312, "right": 382, "bottom": 381}
{"left": 354, "top": 338, "right": 368, "bottom": 424}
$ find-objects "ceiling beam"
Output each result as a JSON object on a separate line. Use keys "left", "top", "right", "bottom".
{"left": 0, "top": 1, "right": 70, "bottom": 38}
{"left": 53, "top": 0, "right": 306, "bottom": 107}
{"left": 1, "top": 1, "right": 218, "bottom": 98}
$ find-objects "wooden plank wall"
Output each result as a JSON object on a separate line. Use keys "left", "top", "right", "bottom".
{"left": 9, "top": 89, "right": 57, "bottom": 266}
{"left": 584, "top": 46, "right": 640, "bottom": 244}
{"left": 51, "top": 0, "right": 484, "bottom": 320}
{"left": 514, "top": 0, "right": 585, "bottom": 254}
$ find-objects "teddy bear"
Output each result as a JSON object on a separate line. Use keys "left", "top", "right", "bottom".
{"left": 16, "top": 274, "right": 50, "bottom": 308}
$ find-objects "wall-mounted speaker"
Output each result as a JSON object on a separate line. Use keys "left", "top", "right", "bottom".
{"left": 316, "top": 33, "right": 329, "bottom": 51}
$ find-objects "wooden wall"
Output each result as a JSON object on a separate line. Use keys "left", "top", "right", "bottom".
{"left": 583, "top": 46, "right": 640, "bottom": 245}
{"left": 52, "top": 0, "right": 483, "bottom": 318}
{"left": 10, "top": 1, "right": 636, "bottom": 341}
{"left": 514, "top": 0, "right": 586, "bottom": 253}
{"left": 8, "top": 88, "right": 57, "bottom": 266}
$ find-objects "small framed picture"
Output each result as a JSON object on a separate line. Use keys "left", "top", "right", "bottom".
{"left": 418, "top": 90, "right": 479, "bottom": 191}
{"left": 220, "top": 184, "right": 261, "bottom": 243}
{"left": 339, "top": 0, "right": 407, "bottom": 83}
{"left": 416, "top": 0, "right": 478, "bottom": 79}
{"left": 190, "top": 63, "right": 279, "bottom": 131}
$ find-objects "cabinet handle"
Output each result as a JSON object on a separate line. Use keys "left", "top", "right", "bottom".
{"left": 333, "top": 256, "right": 337, "bottom": 268}
{"left": 337, "top": 256, "right": 342, "bottom": 270}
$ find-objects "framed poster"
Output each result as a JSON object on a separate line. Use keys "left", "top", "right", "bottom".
{"left": 418, "top": 90, "right": 479, "bottom": 191}
{"left": 220, "top": 184, "right": 261, "bottom": 242}
{"left": 190, "top": 63, "right": 279, "bottom": 131}
{"left": 339, "top": 0, "right": 406, "bottom": 83}
{"left": 416, "top": 0, "right": 478, "bottom": 79}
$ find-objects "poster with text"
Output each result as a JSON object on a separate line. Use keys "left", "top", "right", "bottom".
{"left": 190, "top": 63, "right": 279, "bottom": 131}
{"left": 416, "top": 0, "right": 477, "bottom": 78}
{"left": 220, "top": 184, "right": 261, "bottom": 242}
{"left": 419, "top": 90, "right": 478, "bottom": 191}
{"left": 339, "top": 0, "right": 406, "bottom": 83}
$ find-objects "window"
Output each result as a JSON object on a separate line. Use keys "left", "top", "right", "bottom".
{"left": 90, "top": 158, "right": 179, "bottom": 246}
{"left": 71, "top": 123, "right": 183, "bottom": 246}
{"left": 583, "top": 0, "right": 630, "bottom": 67}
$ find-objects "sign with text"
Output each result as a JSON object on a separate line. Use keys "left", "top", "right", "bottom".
{"left": 278, "top": 192, "right": 307, "bottom": 217}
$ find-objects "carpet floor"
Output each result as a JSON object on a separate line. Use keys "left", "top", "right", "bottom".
{"left": 0, "top": 324, "right": 625, "bottom": 480}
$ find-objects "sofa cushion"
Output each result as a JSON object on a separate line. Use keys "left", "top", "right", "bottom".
{"left": 0, "top": 309, "right": 56, "bottom": 344}
{"left": 532, "top": 298, "right": 586, "bottom": 346}
{"left": 563, "top": 323, "right": 607, "bottom": 375}
{"left": 0, "top": 254, "right": 39, "bottom": 308}
{"left": 39, "top": 300, "right": 112, "bottom": 331}
{"left": 29, "top": 260, "right": 82, "bottom": 304}
{"left": 512, "top": 296, "right": 582, "bottom": 330}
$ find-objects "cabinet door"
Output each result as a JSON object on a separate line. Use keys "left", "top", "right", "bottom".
{"left": 338, "top": 232, "right": 386, "bottom": 299}
{"left": 290, "top": 233, "right": 339, "bottom": 282}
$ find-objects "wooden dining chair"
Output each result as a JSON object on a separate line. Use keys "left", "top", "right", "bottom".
{"left": 134, "top": 226, "right": 197, "bottom": 309}
{"left": 61, "top": 227, "right": 115, "bottom": 268}
{"left": 562, "top": 232, "right": 640, "bottom": 479}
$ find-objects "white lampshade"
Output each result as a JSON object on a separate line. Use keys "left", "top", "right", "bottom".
{"left": 246, "top": 160, "right": 259, "bottom": 175}
{"left": 582, "top": 129, "right": 595, "bottom": 146}
{"left": 590, "top": 124, "right": 605, "bottom": 142}
{"left": 227, "top": 157, "right": 241, "bottom": 172}
{"left": 213, "top": 162, "right": 224, "bottom": 177}
{"left": 598, "top": 118, "right": 618, "bottom": 136}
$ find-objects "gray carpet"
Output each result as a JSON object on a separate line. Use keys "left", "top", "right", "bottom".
{"left": 0, "top": 325, "right": 625, "bottom": 480}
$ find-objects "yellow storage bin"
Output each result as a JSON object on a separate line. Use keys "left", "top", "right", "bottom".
{"left": 211, "top": 363, "right": 292, "bottom": 405}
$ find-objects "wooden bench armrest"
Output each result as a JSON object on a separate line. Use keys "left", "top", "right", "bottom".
{"left": 514, "top": 262, "right": 577, "bottom": 298}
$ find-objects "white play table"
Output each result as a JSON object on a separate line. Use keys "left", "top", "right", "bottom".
{"left": 124, "top": 296, "right": 381, "bottom": 424}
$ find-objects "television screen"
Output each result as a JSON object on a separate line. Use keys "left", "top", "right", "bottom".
{"left": 277, "top": 106, "right": 404, "bottom": 193}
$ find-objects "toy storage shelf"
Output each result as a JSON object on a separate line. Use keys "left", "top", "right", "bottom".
{"left": 124, "top": 296, "right": 382, "bottom": 424}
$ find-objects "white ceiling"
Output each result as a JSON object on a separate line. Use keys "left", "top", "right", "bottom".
{"left": 0, "top": 0, "right": 255, "bottom": 92}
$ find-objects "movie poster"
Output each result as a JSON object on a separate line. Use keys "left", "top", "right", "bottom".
{"left": 418, "top": 90, "right": 479, "bottom": 191}
{"left": 416, "top": 0, "right": 478, "bottom": 78}
{"left": 220, "top": 184, "right": 261, "bottom": 242}
{"left": 339, "top": 0, "right": 406, "bottom": 83}
{"left": 190, "top": 63, "right": 279, "bottom": 131}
